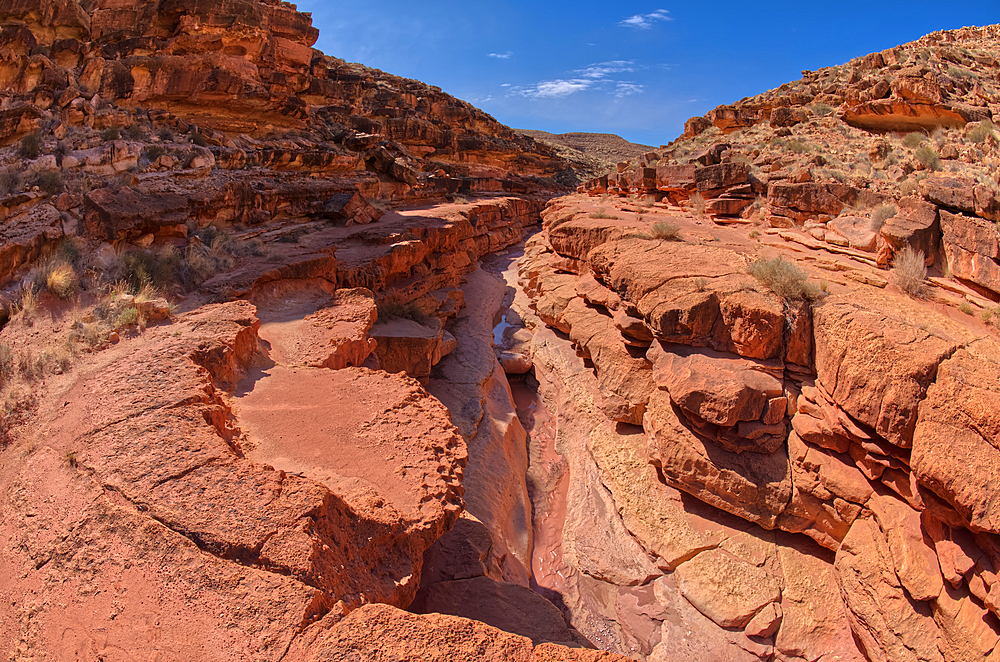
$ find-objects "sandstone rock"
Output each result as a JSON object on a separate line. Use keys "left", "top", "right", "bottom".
{"left": 870, "top": 494, "right": 944, "bottom": 602}
{"left": 412, "top": 576, "right": 577, "bottom": 645}
{"left": 695, "top": 162, "right": 749, "bottom": 193}
{"left": 260, "top": 287, "right": 378, "bottom": 369}
{"left": 768, "top": 182, "right": 859, "bottom": 218}
{"left": 301, "top": 603, "right": 628, "bottom": 662}
{"left": 843, "top": 100, "right": 970, "bottom": 133}
{"left": 828, "top": 215, "right": 878, "bottom": 252}
{"left": 770, "top": 106, "right": 809, "bottom": 127}
{"left": 812, "top": 294, "right": 960, "bottom": 448}
{"left": 562, "top": 297, "right": 654, "bottom": 425}
{"left": 920, "top": 174, "right": 977, "bottom": 213}
{"left": 941, "top": 208, "right": 1000, "bottom": 259}
{"left": 645, "top": 389, "right": 793, "bottom": 529}
{"left": 775, "top": 533, "right": 867, "bottom": 662}
{"left": 913, "top": 342, "right": 1000, "bottom": 535}
{"left": 649, "top": 342, "right": 783, "bottom": 428}
{"left": 778, "top": 432, "right": 871, "bottom": 549}
{"left": 931, "top": 583, "right": 1000, "bottom": 662}
{"left": 372, "top": 316, "right": 451, "bottom": 382}
{"left": 835, "top": 517, "right": 945, "bottom": 662}
{"left": 674, "top": 548, "right": 781, "bottom": 628}
{"left": 878, "top": 197, "right": 939, "bottom": 265}
{"left": 649, "top": 574, "right": 763, "bottom": 662}
{"left": 588, "top": 238, "right": 785, "bottom": 360}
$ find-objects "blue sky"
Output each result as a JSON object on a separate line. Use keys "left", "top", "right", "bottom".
{"left": 294, "top": 1, "right": 1000, "bottom": 146}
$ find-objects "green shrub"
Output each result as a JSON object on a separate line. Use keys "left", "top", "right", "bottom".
{"left": 0, "top": 345, "right": 12, "bottom": 386}
{"left": 747, "top": 256, "right": 817, "bottom": 300}
{"left": 651, "top": 221, "right": 681, "bottom": 241}
{"left": 589, "top": 208, "right": 618, "bottom": 220}
{"left": 191, "top": 132, "right": 209, "bottom": 147}
{"left": 101, "top": 127, "right": 121, "bottom": 141}
{"left": 914, "top": 145, "right": 940, "bottom": 171}
{"left": 891, "top": 246, "right": 926, "bottom": 296}
{"left": 902, "top": 132, "right": 925, "bottom": 148}
{"left": 115, "top": 305, "right": 139, "bottom": 329}
{"left": 959, "top": 301, "right": 974, "bottom": 316}
{"left": 158, "top": 127, "right": 175, "bottom": 142}
{"left": 18, "top": 132, "right": 41, "bottom": 159}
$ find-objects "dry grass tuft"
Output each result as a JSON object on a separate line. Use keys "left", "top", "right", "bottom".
{"left": 747, "top": 256, "right": 818, "bottom": 300}
{"left": 45, "top": 262, "right": 78, "bottom": 299}
{"left": 651, "top": 221, "right": 681, "bottom": 241}
{"left": 891, "top": 247, "right": 927, "bottom": 296}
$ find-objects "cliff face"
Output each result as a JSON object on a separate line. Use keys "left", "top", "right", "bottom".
{"left": 529, "top": 23, "right": 1000, "bottom": 662}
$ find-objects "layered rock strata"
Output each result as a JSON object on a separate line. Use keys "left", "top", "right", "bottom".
{"left": 516, "top": 193, "right": 1000, "bottom": 662}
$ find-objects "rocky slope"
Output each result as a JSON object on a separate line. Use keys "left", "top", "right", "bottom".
{"left": 518, "top": 130, "right": 657, "bottom": 182}
{"left": 522, "top": 22, "right": 1000, "bottom": 662}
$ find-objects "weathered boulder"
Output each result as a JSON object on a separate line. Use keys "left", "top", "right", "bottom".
{"left": 644, "top": 389, "right": 793, "bottom": 530}
{"left": 919, "top": 174, "right": 976, "bottom": 213}
{"left": 877, "top": 197, "right": 939, "bottom": 266}
{"left": 913, "top": 341, "right": 1000, "bottom": 535}
{"left": 812, "top": 294, "right": 960, "bottom": 448}
{"left": 674, "top": 548, "right": 781, "bottom": 628}
{"left": 835, "top": 518, "right": 945, "bottom": 662}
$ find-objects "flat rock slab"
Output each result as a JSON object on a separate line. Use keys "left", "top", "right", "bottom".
{"left": 675, "top": 548, "right": 781, "bottom": 628}
{"left": 256, "top": 287, "right": 377, "bottom": 369}
{"left": 235, "top": 366, "right": 466, "bottom": 530}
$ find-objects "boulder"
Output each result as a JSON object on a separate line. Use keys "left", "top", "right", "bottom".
{"left": 644, "top": 389, "right": 793, "bottom": 529}
{"left": 835, "top": 518, "right": 945, "bottom": 662}
{"left": 828, "top": 216, "right": 878, "bottom": 252}
{"left": 878, "top": 197, "right": 939, "bottom": 266}
{"left": 674, "top": 548, "right": 781, "bottom": 629}
{"left": 919, "top": 174, "right": 976, "bottom": 213}
{"left": 770, "top": 106, "right": 809, "bottom": 127}
{"left": 372, "top": 317, "right": 452, "bottom": 382}
{"left": 812, "top": 295, "right": 959, "bottom": 448}
{"left": 913, "top": 342, "right": 1000, "bottom": 535}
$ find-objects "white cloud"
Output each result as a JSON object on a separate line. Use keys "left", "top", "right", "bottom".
{"left": 510, "top": 60, "right": 646, "bottom": 100}
{"left": 615, "top": 82, "right": 645, "bottom": 97}
{"left": 501, "top": 83, "right": 511, "bottom": 87}
{"left": 488, "top": 51, "right": 513, "bottom": 59}
{"left": 517, "top": 79, "right": 595, "bottom": 98}
{"left": 618, "top": 9, "right": 672, "bottom": 29}
{"left": 577, "top": 60, "right": 635, "bottom": 79}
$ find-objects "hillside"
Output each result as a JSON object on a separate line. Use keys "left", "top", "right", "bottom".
{"left": 518, "top": 129, "right": 656, "bottom": 180}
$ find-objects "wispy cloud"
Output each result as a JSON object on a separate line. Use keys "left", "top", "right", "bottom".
{"left": 618, "top": 9, "right": 672, "bottom": 29}
{"left": 511, "top": 60, "right": 644, "bottom": 99}
{"left": 488, "top": 51, "right": 513, "bottom": 59}
{"left": 500, "top": 83, "right": 511, "bottom": 87}
{"left": 577, "top": 60, "right": 636, "bottom": 79}
{"left": 615, "top": 82, "right": 645, "bottom": 97}
{"left": 517, "top": 79, "right": 594, "bottom": 99}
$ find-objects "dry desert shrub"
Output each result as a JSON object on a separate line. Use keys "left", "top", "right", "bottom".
{"left": 651, "top": 221, "right": 681, "bottom": 241}
{"left": 589, "top": 208, "right": 618, "bottom": 220}
{"left": 747, "top": 256, "right": 818, "bottom": 300}
{"left": 44, "top": 262, "right": 78, "bottom": 299}
{"left": 891, "top": 247, "right": 926, "bottom": 296}
{"left": 869, "top": 204, "right": 897, "bottom": 231}
{"left": 915, "top": 145, "right": 941, "bottom": 171}
{"left": 689, "top": 192, "right": 706, "bottom": 216}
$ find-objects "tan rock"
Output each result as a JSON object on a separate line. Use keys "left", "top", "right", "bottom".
{"left": 812, "top": 294, "right": 960, "bottom": 448}
{"left": 870, "top": 494, "right": 944, "bottom": 602}
{"left": 913, "top": 341, "right": 1000, "bottom": 535}
{"left": 675, "top": 548, "right": 781, "bottom": 628}
{"left": 775, "top": 533, "right": 866, "bottom": 662}
{"left": 835, "top": 517, "right": 944, "bottom": 662}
